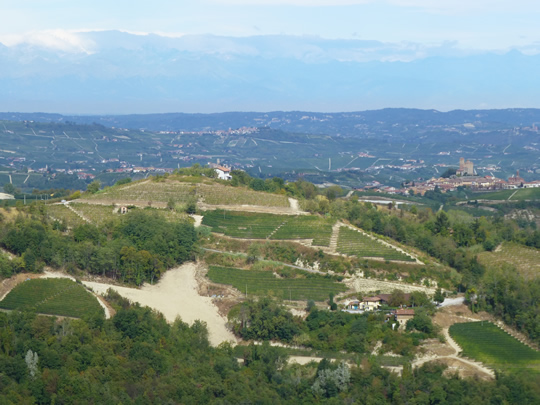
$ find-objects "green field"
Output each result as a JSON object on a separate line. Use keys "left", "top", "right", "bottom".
{"left": 271, "top": 216, "right": 335, "bottom": 246}
{"left": 449, "top": 322, "right": 540, "bottom": 373}
{"left": 472, "top": 188, "right": 540, "bottom": 201}
{"left": 202, "top": 211, "right": 335, "bottom": 246}
{"left": 337, "top": 227, "right": 415, "bottom": 262}
{"left": 207, "top": 266, "right": 347, "bottom": 301}
{"left": 0, "top": 278, "right": 103, "bottom": 318}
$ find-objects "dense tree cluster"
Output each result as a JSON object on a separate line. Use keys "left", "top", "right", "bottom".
{"left": 0, "top": 300, "right": 539, "bottom": 404}
{"left": 0, "top": 208, "right": 196, "bottom": 285}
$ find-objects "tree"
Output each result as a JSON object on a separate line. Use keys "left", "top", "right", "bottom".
{"left": 86, "top": 180, "right": 101, "bottom": 194}
{"left": 3, "top": 183, "right": 15, "bottom": 195}
{"left": 433, "top": 288, "right": 445, "bottom": 305}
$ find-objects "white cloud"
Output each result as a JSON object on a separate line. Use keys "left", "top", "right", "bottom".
{"left": 0, "top": 29, "right": 96, "bottom": 54}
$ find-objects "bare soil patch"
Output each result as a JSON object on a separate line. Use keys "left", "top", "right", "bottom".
{"left": 83, "top": 263, "right": 237, "bottom": 346}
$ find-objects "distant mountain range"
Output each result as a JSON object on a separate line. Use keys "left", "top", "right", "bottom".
{"left": 1, "top": 30, "right": 539, "bottom": 114}
{"left": 3, "top": 108, "right": 540, "bottom": 136}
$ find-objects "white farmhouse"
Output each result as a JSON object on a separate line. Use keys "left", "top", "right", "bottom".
{"left": 214, "top": 165, "right": 232, "bottom": 180}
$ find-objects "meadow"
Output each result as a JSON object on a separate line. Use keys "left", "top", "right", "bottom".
{"left": 449, "top": 321, "right": 540, "bottom": 373}
{"left": 207, "top": 266, "right": 347, "bottom": 301}
{"left": 337, "top": 227, "right": 415, "bottom": 262}
{"left": 0, "top": 278, "right": 103, "bottom": 318}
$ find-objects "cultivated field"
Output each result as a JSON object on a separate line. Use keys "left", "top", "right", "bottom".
{"left": 477, "top": 242, "right": 540, "bottom": 280}
{"left": 83, "top": 178, "right": 290, "bottom": 208}
{"left": 0, "top": 278, "right": 103, "bottom": 318}
{"left": 46, "top": 204, "right": 87, "bottom": 228}
{"left": 449, "top": 321, "right": 540, "bottom": 373}
{"left": 207, "top": 266, "right": 347, "bottom": 301}
{"left": 202, "top": 211, "right": 334, "bottom": 246}
{"left": 473, "top": 188, "right": 540, "bottom": 201}
{"left": 337, "top": 227, "right": 415, "bottom": 262}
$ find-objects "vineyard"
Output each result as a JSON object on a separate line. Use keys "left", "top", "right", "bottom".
{"left": 198, "top": 183, "right": 289, "bottom": 207}
{"left": 271, "top": 216, "right": 335, "bottom": 246}
{"left": 46, "top": 204, "right": 87, "bottom": 228}
{"left": 0, "top": 278, "right": 104, "bottom": 318}
{"left": 449, "top": 322, "right": 540, "bottom": 373}
{"left": 83, "top": 178, "right": 290, "bottom": 208}
{"left": 336, "top": 227, "right": 415, "bottom": 262}
{"left": 71, "top": 203, "right": 117, "bottom": 225}
{"left": 477, "top": 242, "right": 540, "bottom": 280}
{"left": 207, "top": 266, "right": 347, "bottom": 301}
{"left": 202, "top": 210, "right": 334, "bottom": 245}
{"left": 70, "top": 203, "right": 190, "bottom": 225}
{"left": 86, "top": 180, "right": 196, "bottom": 204}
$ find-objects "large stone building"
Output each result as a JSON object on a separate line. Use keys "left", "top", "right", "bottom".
{"left": 457, "top": 157, "right": 475, "bottom": 176}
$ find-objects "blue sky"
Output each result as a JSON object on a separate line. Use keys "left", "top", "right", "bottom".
{"left": 0, "top": 0, "right": 538, "bottom": 51}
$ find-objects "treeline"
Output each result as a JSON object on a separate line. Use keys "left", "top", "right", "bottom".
{"left": 0, "top": 207, "right": 196, "bottom": 285}
{"left": 1, "top": 297, "right": 539, "bottom": 404}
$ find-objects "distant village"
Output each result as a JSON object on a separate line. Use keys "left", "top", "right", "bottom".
{"left": 360, "top": 157, "right": 540, "bottom": 196}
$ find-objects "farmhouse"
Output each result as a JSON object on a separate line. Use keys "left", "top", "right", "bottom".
{"left": 214, "top": 165, "right": 232, "bottom": 180}
{"left": 394, "top": 308, "right": 415, "bottom": 323}
{"left": 361, "top": 296, "right": 383, "bottom": 311}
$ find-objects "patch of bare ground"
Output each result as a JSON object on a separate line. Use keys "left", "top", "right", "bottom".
{"left": 83, "top": 263, "right": 237, "bottom": 346}
{"left": 346, "top": 274, "right": 437, "bottom": 295}
{"left": 77, "top": 199, "right": 168, "bottom": 209}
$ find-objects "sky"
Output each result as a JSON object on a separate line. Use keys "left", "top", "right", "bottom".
{"left": 0, "top": 0, "right": 538, "bottom": 51}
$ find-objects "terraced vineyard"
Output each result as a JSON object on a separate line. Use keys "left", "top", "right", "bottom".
{"left": 271, "top": 216, "right": 335, "bottom": 246}
{"left": 203, "top": 210, "right": 334, "bottom": 245}
{"left": 450, "top": 322, "right": 540, "bottom": 373}
{"left": 46, "top": 204, "right": 87, "bottom": 228}
{"left": 337, "top": 227, "right": 415, "bottom": 261}
{"left": 207, "top": 266, "right": 347, "bottom": 301}
{"left": 0, "top": 278, "right": 103, "bottom": 318}
{"left": 203, "top": 210, "right": 286, "bottom": 239}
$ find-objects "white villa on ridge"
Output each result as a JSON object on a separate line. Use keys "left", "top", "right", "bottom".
{"left": 214, "top": 165, "right": 232, "bottom": 180}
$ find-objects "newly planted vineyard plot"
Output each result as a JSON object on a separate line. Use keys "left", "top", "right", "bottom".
{"left": 337, "top": 227, "right": 415, "bottom": 261}
{"left": 270, "top": 216, "right": 335, "bottom": 246}
{"left": 207, "top": 266, "right": 347, "bottom": 301}
{"left": 450, "top": 322, "right": 540, "bottom": 373}
{"left": 0, "top": 279, "right": 103, "bottom": 318}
